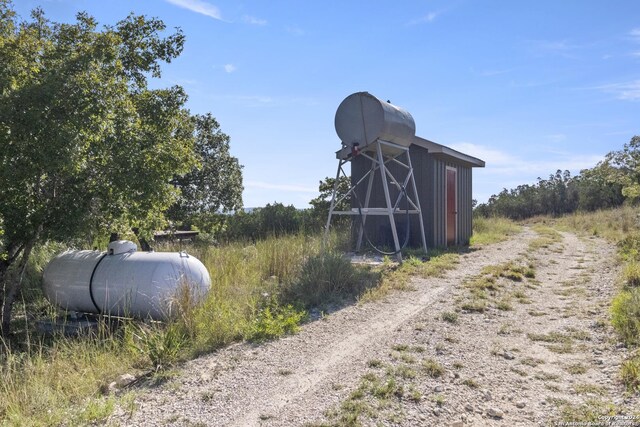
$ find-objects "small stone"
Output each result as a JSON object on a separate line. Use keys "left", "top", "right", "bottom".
{"left": 434, "top": 385, "right": 444, "bottom": 392}
{"left": 483, "top": 390, "right": 492, "bottom": 401}
{"left": 449, "top": 422, "right": 464, "bottom": 427}
{"left": 107, "top": 381, "right": 118, "bottom": 394}
{"left": 487, "top": 407, "right": 504, "bottom": 419}
{"left": 465, "top": 403, "right": 474, "bottom": 412}
{"left": 516, "top": 401, "right": 526, "bottom": 409}
{"left": 502, "top": 351, "right": 515, "bottom": 360}
{"left": 116, "top": 373, "right": 136, "bottom": 387}
{"left": 433, "top": 408, "right": 442, "bottom": 416}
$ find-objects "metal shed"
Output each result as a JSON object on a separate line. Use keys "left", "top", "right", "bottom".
{"left": 349, "top": 135, "right": 485, "bottom": 249}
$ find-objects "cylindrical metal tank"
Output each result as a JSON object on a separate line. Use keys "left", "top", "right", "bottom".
{"left": 42, "top": 240, "right": 211, "bottom": 320}
{"left": 334, "top": 92, "right": 416, "bottom": 148}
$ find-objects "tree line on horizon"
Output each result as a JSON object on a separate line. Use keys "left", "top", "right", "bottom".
{"left": 474, "top": 136, "right": 639, "bottom": 220}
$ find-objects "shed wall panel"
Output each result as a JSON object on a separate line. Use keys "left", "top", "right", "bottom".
{"left": 348, "top": 144, "right": 477, "bottom": 251}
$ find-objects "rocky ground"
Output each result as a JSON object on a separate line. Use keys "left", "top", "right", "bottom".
{"left": 110, "top": 227, "right": 639, "bottom": 426}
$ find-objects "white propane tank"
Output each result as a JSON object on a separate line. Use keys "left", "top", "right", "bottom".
{"left": 42, "top": 240, "right": 211, "bottom": 320}
{"left": 334, "top": 92, "right": 416, "bottom": 149}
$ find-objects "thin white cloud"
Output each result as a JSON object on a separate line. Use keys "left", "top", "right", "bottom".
{"left": 224, "top": 64, "right": 236, "bottom": 73}
{"left": 449, "top": 142, "right": 603, "bottom": 177}
{"left": 546, "top": 133, "right": 566, "bottom": 142}
{"left": 448, "top": 142, "right": 516, "bottom": 166}
{"left": 407, "top": 11, "right": 438, "bottom": 25}
{"left": 246, "top": 181, "right": 317, "bottom": 193}
{"left": 595, "top": 80, "right": 640, "bottom": 101}
{"left": 630, "top": 28, "right": 640, "bottom": 39}
{"left": 165, "top": 0, "right": 222, "bottom": 20}
{"left": 480, "top": 68, "right": 515, "bottom": 77}
{"left": 285, "top": 26, "right": 304, "bottom": 36}
{"left": 243, "top": 15, "right": 267, "bottom": 25}
{"left": 529, "top": 39, "right": 585, "bottom": 59}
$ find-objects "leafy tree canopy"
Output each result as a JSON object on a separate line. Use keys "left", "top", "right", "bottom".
{"left": 0, "top": 2, "right": 242, "bottom": 334}
{"left": 603, "top": 136, "right": 640, "bottom": 201}
{"left": 168, "top": 113, "right": 243, "bottom": 232}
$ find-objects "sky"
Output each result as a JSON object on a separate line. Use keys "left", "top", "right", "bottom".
{"left": 11, "top": 0, "right": 640, "bottom": 208}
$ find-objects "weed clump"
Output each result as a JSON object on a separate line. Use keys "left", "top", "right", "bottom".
{"left": 620, "top": 353, "right": 640, "bottom": 392}
{"left": 285, "top": 251, "right": 376, "bottom": 307}
{"left": 611, "top": 289, "right": 640, "bottom": 347}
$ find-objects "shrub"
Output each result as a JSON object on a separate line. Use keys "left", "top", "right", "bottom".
{"left": 245, "top": 303, "right": 306, "bottom": 343}
{"left": 621, "top": 353, "right": 640, "bottom": 392}
{"left": 285, "top": 252, "right": 375, "bottom": 307}
{"left": 611, "top": 289, "right": 640, "bottom": 346}
{"left": 441, "top": 311, "right": 459, "bottom": 324}
{"left": 622, "top": 262, "right": 640, "bottom": 288}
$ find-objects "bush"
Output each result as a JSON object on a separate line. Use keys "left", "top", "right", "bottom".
{"left": 245, "top": 302, "right": 306, "bottom": 342}
{"left": 285, "top": 252, "right": 374, "bottom": 307}
{"left": 623, "top": 262, "right": 640, "bottom": 288}
{"left": 618, "top": 233, "right": 640, "bottom": 262}
{"left": 621, "top": 353, "right": 640, "bottom": 392}
{"left": 611, "top": 289, "right": 640, "bottom": 346}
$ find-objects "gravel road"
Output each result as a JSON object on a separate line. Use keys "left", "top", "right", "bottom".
{"left": 111, "top": 227, "right": 639, "bottom": 426}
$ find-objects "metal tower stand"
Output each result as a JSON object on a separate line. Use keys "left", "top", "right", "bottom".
{"left": 324, "top": 139, "right": 428, "bottom": 262}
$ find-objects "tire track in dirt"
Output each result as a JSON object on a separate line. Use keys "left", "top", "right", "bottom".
{"left": 114, "top": 229, "right": 538, "bottom": 426}
{"left": 115, "top": 227, "right": 638, "bottom": 426}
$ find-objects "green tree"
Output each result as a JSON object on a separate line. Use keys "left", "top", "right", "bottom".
{"left": 168, "top": 113, "right": 243, "bottom": 232}
{"left": 573, "top": 164, "right": 624, "bottom": 211}
{"left": 0, "top": 4, "right": 213, "bottom": 335}
{"left": 603, "top": 136, "right": 640, "bottom": 201}
{"left": 309, "top": 176, "right": 351, "bottom": 227}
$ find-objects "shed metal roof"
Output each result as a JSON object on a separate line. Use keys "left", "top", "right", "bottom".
{"left": 412, "top": 137, "right": 485, "bottom": 168}
{"left": 335, "top": 136, "right": 485, "bottom": 168}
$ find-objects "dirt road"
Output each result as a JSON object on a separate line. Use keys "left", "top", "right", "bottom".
{"left": 113, "top": 227, "right": 639, "bottom": 426}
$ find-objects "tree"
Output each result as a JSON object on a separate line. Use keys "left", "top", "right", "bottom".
{"left": 0, "top": 4, "right": 205, "bottom": 335}
{"left": 309, "top": 176, "right": 351, "bottom": 228}
{"left": 167, "top": 113, "right": 243, "bottom": 232}
{"left": 603, "top": 136, "right": 640, "bottom": 201}
{"left": 572, "top": 164, "right": 624, "bottom": 211}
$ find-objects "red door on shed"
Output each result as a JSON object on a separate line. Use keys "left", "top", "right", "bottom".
{"left": 446, "top": 168, "right": 457, "bottom": 246}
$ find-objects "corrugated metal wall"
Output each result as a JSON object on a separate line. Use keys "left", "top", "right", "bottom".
{"left": 350, "top": 145, "right": 474, "bottom": 250}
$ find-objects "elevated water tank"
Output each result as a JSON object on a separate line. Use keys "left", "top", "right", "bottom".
{"left": 42, "top": 240, "right": 211, "bottom": 320}
{"left": 335, "top": 92, "right": 416, "bottom": 149}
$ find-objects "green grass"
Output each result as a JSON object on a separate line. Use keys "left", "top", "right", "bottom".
{"left": 0, "top": 331, "right": 141, "bottom": 426}
{"left": 611, "top": 289, "right": 640, "bottom": 347}
{"left": 459, "top": 259, "right": 536, "bottom": 313}
{"left": 359, "top": 251, "right": 459, "bottom": 302}
{"left": 528, "top": 225, "right": 563, "bottom": 251}
{"left": 421, "top": 358, "right": 445, "bottom": 378}
{"left": 620, "top": 353, "right": 640, "bottom": 393}
{"left": 470, "top": 216, "right": 522, "bottom": 245}
{"left": 440, "top": 311, "right": 458, "bottom": 324}
{"left": 555, "top": 205, "right": 638, "bottom": 243}
{"left": 0, "top": 232, "right": 384, "bottom": 426}
{"left": 622, "top": 262, "right": 640, "bottom": 288}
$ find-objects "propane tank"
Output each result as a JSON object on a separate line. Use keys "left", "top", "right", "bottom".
{"left": 42, "top": 240, "right": 211, "bottom": 320}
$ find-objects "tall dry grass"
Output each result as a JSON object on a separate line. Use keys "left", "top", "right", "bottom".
{"left": 0, "top": 231, "right": 364, "bottom": 425}
{"left": 1, "top": 216, "right": 527, "bottom": 425}
{"left": 555, "top": 205, "right": 640, "bottom": 392}
{"left": 471, "top": 216, "right": 522, "bottom": 246}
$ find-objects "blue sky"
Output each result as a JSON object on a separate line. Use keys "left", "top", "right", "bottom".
{"left": 13, "top": 0, "right": 640, "bottom": 208}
